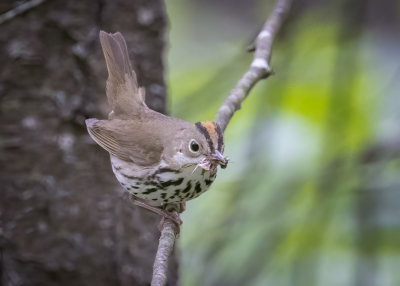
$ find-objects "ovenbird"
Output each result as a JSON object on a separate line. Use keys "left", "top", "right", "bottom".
{"left": 86, "top": 31, "right": 227, "bottom": 220}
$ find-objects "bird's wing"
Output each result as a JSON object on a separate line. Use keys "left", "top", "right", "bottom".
{"left": 99, "top": 31, "right": 147, "bottom": 119}
{"left": 86, "top": 118, "right": 163, "bottom": 166}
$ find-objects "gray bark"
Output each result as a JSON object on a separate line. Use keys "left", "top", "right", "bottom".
{"left": 0, "top": 0, "right": 178, "bottom": 285}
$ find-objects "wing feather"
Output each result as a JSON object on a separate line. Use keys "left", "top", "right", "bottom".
{"left": 86, "top": 118, "right": 163, "bottom": 166}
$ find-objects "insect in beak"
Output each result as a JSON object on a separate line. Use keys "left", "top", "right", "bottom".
{"left": 196, "top": 150, "right": 228, "bottom": 171}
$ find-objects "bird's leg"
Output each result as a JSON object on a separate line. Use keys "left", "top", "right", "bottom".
{"left": 179, "top": 202, "right": 186, "bottom": 213}
{"left": 164, "top": 202, "right": 186, "bottom": 213}
{"left": 129, "top": 196, "right": 182, "bottom": 232}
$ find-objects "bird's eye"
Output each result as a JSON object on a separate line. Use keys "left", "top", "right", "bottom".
{"left": 189, "top": 139, "right": 200, "bottom": 153}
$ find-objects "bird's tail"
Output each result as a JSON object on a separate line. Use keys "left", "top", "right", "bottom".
{"left": 99, "top": 31, "right": 147, "bottom": 119}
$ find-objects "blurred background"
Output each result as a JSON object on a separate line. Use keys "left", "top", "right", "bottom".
{"left": 165, "top": 0, "right": 400, "bottom": 286}
{"left": 1, "top": 0, "right": 400, "bottom": 285}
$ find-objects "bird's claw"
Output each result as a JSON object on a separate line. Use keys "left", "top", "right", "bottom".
{"left": 158, "top": 211, "right": 182, "bottom": 234}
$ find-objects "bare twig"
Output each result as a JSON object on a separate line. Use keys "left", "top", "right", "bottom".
{"left": 0, "top": 0, "right": 46, "bottom": 25}
{"left": 215, "top": 0, "right": 292, "bottom": 132}
{"left": 151, "top": 218, "right": 179, "bottom": 286}
{"left": 123, "top": 191, "right": 179, "bottom": 286}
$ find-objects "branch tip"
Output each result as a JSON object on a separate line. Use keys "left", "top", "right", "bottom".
{"left": 215, "top": 0, "right": 292, "bottom": 132}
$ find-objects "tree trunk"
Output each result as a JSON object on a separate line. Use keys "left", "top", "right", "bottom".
{"left": 0, "top": 0, "right": 178, "bottom": 285}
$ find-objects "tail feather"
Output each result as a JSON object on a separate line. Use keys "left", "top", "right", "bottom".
{"left": 99, "top": 31, "right": 147, "bottom": 118}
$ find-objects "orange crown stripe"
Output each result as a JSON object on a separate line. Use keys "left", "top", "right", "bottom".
{"left": 200, "top": 121, "right": 218, "bottom": 141}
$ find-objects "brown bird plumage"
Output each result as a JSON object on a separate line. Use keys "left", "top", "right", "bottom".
{"left": 86, "top": 31, "right": 227, "bottom": 222}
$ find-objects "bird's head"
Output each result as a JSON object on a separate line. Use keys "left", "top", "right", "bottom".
{"left": 173, "top": 121, "right": 228, "bottom": 171}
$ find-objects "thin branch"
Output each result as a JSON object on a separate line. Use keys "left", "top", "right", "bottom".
{"left": 215, "top": 0, "right": 292, "bottom": 132}
{"left": 122, "top": 194, "right": 179, "bottom": 286}
{"left": 0, "top": 0, "right": 46, "bottom": 25}
{"left": 149, "top": 0, "right": 292, "bottom": 284}
{"left": 151, "top": 218, "right": 179, "bottom": 286}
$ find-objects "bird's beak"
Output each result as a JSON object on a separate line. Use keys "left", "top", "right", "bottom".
{"left": 213, "top": 150, "right": 226, "bottom": 165}
{"left": 212, "top": 150, "right": 228, "bottom": 169}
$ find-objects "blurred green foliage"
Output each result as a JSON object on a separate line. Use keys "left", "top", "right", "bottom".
{"left": 166, "top": 0, "right": 400, "bottom": 285}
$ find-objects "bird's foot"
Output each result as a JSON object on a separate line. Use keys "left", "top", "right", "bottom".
{"left": 158, "top": 211, "right": 182, "bottom": 234}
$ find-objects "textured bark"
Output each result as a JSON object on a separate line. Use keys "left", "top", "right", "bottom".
{"left": 0, "top": 0, "right": 178, "bottom": 285}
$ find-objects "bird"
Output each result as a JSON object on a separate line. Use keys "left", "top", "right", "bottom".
{"left": 85, "top": 31, "right": 228, "bottom": 225}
